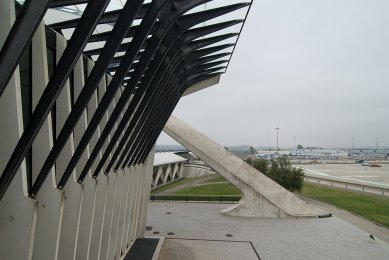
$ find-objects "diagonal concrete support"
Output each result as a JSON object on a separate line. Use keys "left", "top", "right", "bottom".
{"left": 164, "top": 115, "right": 328, "bottom": 218}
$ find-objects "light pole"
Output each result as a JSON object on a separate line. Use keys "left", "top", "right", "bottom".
{"left": 275, "top": 128, "right": 280, "bottom": 152}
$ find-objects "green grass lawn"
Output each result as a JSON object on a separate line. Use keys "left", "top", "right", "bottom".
{"left": 203, "top": 175, "right": 228, "bottom": 183}
{"left": 173, "top": 182, "right": 241, "bottom": 196}
{"left": 151, "top": 175, "right": 214, "bottom": 194}
{"left": 300, "top": 182, "right": 389, "bottom": 228}
{"left": 151, "top": 178, "right": 194, "bottom": 194}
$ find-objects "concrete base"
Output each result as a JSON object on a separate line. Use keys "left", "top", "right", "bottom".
{"left": 164, "top": 115, "right": 327, "bottom": 218}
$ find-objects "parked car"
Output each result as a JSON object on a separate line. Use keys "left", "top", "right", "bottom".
{"left": 370, "top": 163, "right": 382, "bottom": 167}
{"left": 356, "top": 159, "right": 364, "bottom": 163}
{"left": 362, "top": 162, "right": 369, "bottom": 166}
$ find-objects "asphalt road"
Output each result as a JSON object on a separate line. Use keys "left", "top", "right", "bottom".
{"left": 297, "top": 163, "right": 389, "bottom": 186}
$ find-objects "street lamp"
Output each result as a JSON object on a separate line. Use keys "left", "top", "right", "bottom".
{"left": 293, "top": 136, "right": 296, "bottom": 149}
{"left": 275, "top": 128, "right": 280, "bottom": 152}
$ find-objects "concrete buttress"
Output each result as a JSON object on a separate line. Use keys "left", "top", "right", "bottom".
{"left": 164, "top": 115, "right": 327, "bottom": 218}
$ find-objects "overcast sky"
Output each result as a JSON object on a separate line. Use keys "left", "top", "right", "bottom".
{"left": 157, "top": 0, "right": 389, "bottom": 149}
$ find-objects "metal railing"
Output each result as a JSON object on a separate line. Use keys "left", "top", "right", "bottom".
{"left": 304, "top": 174, "right": 389, "bottom": 197}
{"left": 150, "top": 194, "right": 241, "bottom": 202}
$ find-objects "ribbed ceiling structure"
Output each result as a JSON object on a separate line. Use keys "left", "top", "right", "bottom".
{"left": 0, "top": 0, "right": 252, "bottom": 200}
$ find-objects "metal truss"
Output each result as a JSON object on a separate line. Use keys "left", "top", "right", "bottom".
{"left": 0, "top": 0, "right": 252, "bottom": 200}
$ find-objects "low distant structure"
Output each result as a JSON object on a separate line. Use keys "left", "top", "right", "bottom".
{"left": 152, "top": 152, "right": 187, "bottom": 189}
{"left": 152, "top": 152, "right": 215, "bottom": 189}
{"left": 349, "top": 149, "right": 389, "bottom": 160}
{"left": 290, "top": 149, "right": 348, "bottom": 159}
{"left": 255, "top": 152, "right": 279, "bottom": 160}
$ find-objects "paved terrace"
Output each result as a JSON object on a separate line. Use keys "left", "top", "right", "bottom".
{"left": 146, "top": 201, "right": 389, "bottom": 260}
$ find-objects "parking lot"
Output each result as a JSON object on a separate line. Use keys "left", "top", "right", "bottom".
{"left": 297, "top": 163, "right": 389, "bottom": 186}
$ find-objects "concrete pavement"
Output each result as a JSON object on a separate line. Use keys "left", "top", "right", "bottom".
{"left": 146, "top": 202, "right": 389, "bottom": 260}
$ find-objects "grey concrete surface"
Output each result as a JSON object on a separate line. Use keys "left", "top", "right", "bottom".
{"left": 298, "top": 195, "right": 389, "bottom": 244}
{"left": 158, "top": 239, "right": 259, "bottom": 260}
{"left": 146, "top": 202, "right": 389, "bottom": 260}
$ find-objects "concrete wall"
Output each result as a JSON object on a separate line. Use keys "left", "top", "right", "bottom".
{"left": 0, "top": 3, "right": 155, "bottom": 258}
{"left": 151, "top": 162, "right": 183, "bottom": 189}
{"left": 181, "top": 165, "right": 215, "bottom": 178}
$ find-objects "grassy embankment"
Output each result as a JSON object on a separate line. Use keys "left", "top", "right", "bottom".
{"left": 151, "top": 175, "right": 241, "bottom": 202}
{"left": 301, "top": 182, "right": 389, "bottom": 228}
{"left": 151, "top": 175, "right": 222, "bottom": 194}
{"left": 172, "top": 175, "right": 240, "bottom": 195}
{"left": 151, "top": 178, "right": 194, "bottom": 194}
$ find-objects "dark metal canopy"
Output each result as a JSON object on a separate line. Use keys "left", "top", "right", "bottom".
{"left": 0, "top": 0, "right": 252, "bottom": 200}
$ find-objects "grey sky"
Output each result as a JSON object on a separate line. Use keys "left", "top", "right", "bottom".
{"left": 157, "top": 0, "right": 389, "bottom": 148}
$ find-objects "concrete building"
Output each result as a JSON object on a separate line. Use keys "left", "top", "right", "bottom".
{"left": 349, "top": 148, "right": 389, "bottom": 160}
{"left": 0, "top": 0, "right": 252, "bottom": 259}
{"left": 151, "top": 152, "right": 186, "bottom": 189}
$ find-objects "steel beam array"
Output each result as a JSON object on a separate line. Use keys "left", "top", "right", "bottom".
{"left": 0, "top": 0, "right": 252, "bottom": 200}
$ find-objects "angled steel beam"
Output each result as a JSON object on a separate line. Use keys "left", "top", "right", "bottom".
{"left": 87, "top": 23, "right": 157, "bottom": 43}
{"left": 109, "top": 19, "right": 241, "bottom": 65}
{"left": 57, "top": 0, "right": 175, "bottom": 188}
{"left": 132, "top": 71, "right": 224, "bottom": 165}
{"left": 113, "top": 39, "right": 239, "bottom": 169}
{"left": 138, "top": 73, "right": 222, "bottom": 163}
{"left": 50, "top": 0, "right": 89, "bottom": 8}
{"left": 111, "top": 43, "right": 235, "bottom": 168}
{"left": 79, "top": 2, "right": 245, "bottom": 179}
{"left": 31, "top": 0, "right": 145, "bottom": 195}
{"left": 110, "top": 52, "right": 143, "bottom": 66}
{"left": 50, "top": 3, "right": 150, "bottom": 30}
{"left": 117, "top": 61, "right": 228, "bottom": 170}
{"left": 106, "top": 63, "right": 140, "bottom": 73}
{"left": 225, "top": 1, "right": 253, "bottom": 72}
{"left": 74, "top": 0, "right": 216, "bottom": 182}
{"left": 135, "top": 71, "right": 224, "bottom": 164}
{"left": 110, "top": 42, "right": 236, "bottom": 172}
{"left": 109, "top": 19, "right": 240, "bottom": 78}
{"left": 137, "top": 74, "right": 222, "bottom": 163}
{"left": 100, "top": 36, "right": 237, "bottom": 175}
{"left": 109, "top": 5, "right": 247, "bottom": 169}
{"left": 121, "top": 63, "right": 228, "bottom": 168}
{"left": 83, "top": 38, "right": 149, "bottom": 57}
{"left": 0, "top": 0, "right": 111, "bottom": 200}
{"left": 127, "top": 66, "right": 226, "bottom": 166}
{"left": 0, "top": 0, "right": 52, "bottom": 97}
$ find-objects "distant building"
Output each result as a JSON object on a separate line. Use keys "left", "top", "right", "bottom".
{"left": 290, "top": 149, "right": 348, "bottom": 159}
{"left": 255, "top": 153, "right": 276, "bottom": 160}
{"left": 348, "top": 149, "right": 389, "bottom": 159}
